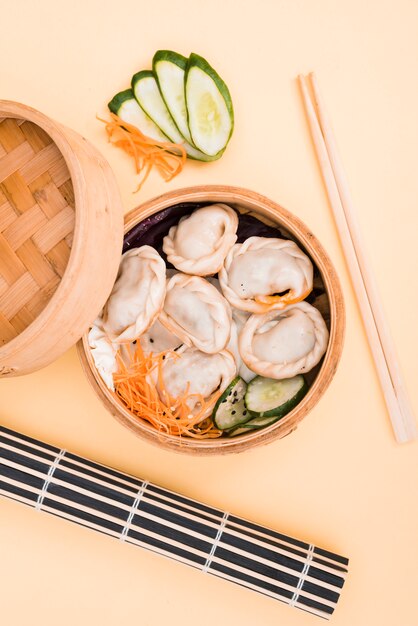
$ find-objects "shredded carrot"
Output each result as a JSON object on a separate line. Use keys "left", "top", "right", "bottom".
{"left": 113, "top": 344, "right": 223, "bottom": 439}
{"left": 97, "top": 112, "right": 187, "bottom": 191}
{"left": 255, "top": 287, "right": 313, "bottom": 308}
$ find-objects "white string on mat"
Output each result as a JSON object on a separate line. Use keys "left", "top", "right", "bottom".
{"left": 289, "top": 543, "right": 315, "bottom": 607}
{"left": 120, "top": 480, "right": 149, "bottom": 542}
{"left": 202, "top": 511, "right": 229, "bottom": 574}
{"left": 35, "top": 448, "right": 66, "bottom": 512}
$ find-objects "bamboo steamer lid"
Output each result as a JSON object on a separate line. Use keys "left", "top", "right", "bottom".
{"left": 0, "top": 101, "right": 124, "bottom": 376}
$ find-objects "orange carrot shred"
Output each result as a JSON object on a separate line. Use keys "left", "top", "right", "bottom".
{"left": 113, "top": 344, "right": 222, "bottom": 439}
{"left": 97, "top": 113, "right": 187, "bottom": 191}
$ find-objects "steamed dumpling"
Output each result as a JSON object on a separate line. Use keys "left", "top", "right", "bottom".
{"left": 88, "top": 319, "right": 118, "bottom": 391}
{"left": 239, "top": 301, "right": 329, "bottom": 379}
{"left": 157, "top": 346, "right": 236, "bottom": 417}
{"left": 159, "top": 273, "right": 232, "bottom": 353}
{"left": 219, "top": 236, "right": 313, "bottom": 313}
{"left": 163, "top": 204, "right": 238, "bottom": 276}
{"left": 103, "top": 246, "right": 166, "bottom": 343}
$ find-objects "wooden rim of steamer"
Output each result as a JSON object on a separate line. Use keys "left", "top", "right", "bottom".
{"left": 79, "top": 185, "right": 345, "bottom": 455}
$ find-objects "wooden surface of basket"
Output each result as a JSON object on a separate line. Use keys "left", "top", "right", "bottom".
{"left": 0, "top": 118, "right": 75, "bottom": 341}
{"left": 78, "top": 185, "right": 345, "bottom": 455}
{"left": 0, "top": 101, "right": 124, "bottom": 376}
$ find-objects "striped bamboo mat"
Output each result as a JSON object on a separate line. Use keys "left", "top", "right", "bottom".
{"left": 0, "top": 425, "right": 348, "bottom": 618}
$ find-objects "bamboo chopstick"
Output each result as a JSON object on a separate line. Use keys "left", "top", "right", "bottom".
{"left": 298, "top": 72, "right": 417, "bottom": 444}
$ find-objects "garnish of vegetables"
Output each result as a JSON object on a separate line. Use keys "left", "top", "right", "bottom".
{"left": 98, "top": 112, "right": 186, "bottom": 192}
{"left": 114, "top": 343, "right": 222, "bottom": 439}
{"left": 102, "top": 51, "right": 234, "bottom": 190}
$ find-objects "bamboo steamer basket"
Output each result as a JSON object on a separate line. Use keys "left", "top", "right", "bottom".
{"left": 79, "top": 186, "right": 345, "bottom": 455}
{"left": 0, "top": 101, "right": 124, "bottom": 376}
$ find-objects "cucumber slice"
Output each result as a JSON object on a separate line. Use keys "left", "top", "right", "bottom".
{"left": 132, "top": 70, "right": 182, "bottom": 142}
{"left": 153, "top": 50, "right": 194, "bottom": 145}
{"left": 185, "top": 53, "right": 234, "bottom": 157}
{"left": 108, "top": 89, "right": 168, "bottom": 143}
{"left": 213, "top": 377, "right": 251, "bottom": 430}
{"left": 227, "top": 414, "right": 281, "bottom": 437}
{"left": 131, "top": 71, "right": 219, "bottom": 162}
{"left": 245, "top": 375, "right": 308, "bottom": 418}
{"left": 239, "top": 415, "right": 283, "bottom": 429}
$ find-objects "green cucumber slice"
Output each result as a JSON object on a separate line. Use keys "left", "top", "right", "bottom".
{"left": 153, "top": 50, "right": 194, "bottom": 145}
{"left": 131, "top": 70, "right": 220, "bottom": 162}
{"left": 185, "top": 53, "right": 234, "bottom": 157}
{"left": 132, "top": 70, "right": 182, "bottom": 142}
{"left": 227, "top": 414, "right": 281, "bottom": 437}
{"left": 108, "top": 89, "right": 168, "bottom": 143}
{"left": 245, "top": 375, "right": 308, "bottom": 418}
{"left": 213, "top": 377, "right": 250, "bottom": 430}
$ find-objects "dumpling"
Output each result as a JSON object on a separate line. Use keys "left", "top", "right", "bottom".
{"left": 239, "top": 301, "right": 329, "bottom": 379}
{"left": 102, "top": 246, "right": 166, "bottom": 343}
{"left": 140, "top": 317, "right": 182, "bottom": 354}
{"left": 163, "top": 204, "right": 238, "bottom": 276}
{"left": 219, "top": 236, "right": 313, "bottom": 313}
{"left": 159, "top": 273, "right": 232, "bottom": 353}
{"left": 157, "top": 346, "right": 236, "bottom": 417}
{"left": 88, "top": 319, "right": 118, "bottom": 391}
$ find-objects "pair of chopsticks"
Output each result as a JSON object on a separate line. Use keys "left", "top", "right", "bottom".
{"left": 299, "top": 72, "right": 417, "bottom": 444}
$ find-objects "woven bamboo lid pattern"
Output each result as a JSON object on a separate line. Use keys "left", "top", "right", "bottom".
{"left": 0, "top": 101, "right": 123, "bottom": 377}
{"left": 0, "top": 118, "right": 75, "bottom": 344}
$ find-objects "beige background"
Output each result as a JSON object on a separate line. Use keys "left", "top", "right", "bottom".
{"left": 1, "top": 0, "right": 418, "bottom": 624}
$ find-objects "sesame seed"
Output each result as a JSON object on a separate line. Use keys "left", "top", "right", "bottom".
{"left": 231, "top": 410, "right": 236, "bottom": 415}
